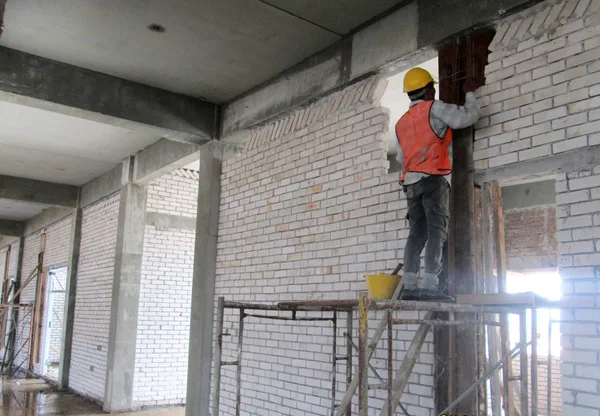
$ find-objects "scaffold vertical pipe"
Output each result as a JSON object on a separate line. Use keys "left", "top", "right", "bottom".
{"left": 331, "top": 311, "right": 337, "bottom": 416}
{"left": 387, "top": 312, "right": 393, "bottom": 416}
{"left": 519, "top": 310, "right": 529, "bottom": 415}
{"left": 345, "top": 310, "right": 353, "bottom": 416}
{"left": 212, "top": 297, "right": 225, "bottom": 416}
{"left": 358, "top": 293, "right": 369, "bottom": 416}
{"left": 235, "top": 308, "right": 245, "bottom": 416}
{"left": 531, "top": 306, "right": 538, "bottom": 416}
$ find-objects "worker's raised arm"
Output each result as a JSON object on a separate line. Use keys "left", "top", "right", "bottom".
{"left": 431, "top": 79, "right": 480, "bottom": 130}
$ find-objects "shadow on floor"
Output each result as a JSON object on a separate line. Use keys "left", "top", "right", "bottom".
{"left": 1, "top": 376, "right": 186, "bottom": 416}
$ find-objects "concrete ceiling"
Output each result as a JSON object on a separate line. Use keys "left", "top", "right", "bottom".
{"left": 0, "top": 0, "right": 403, "bottom": 103}
{"left": 0, "top": 198, "right": 50, "bottom": 221}
{"left": 0, "top": 101, "right": 161, "bottom": 185}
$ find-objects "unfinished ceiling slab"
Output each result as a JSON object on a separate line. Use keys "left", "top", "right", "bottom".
{"left": 0, "top": 0, "right": 404, "bottom": 103}
{"left": 0, "top": 101, "right": 161, "bottom": 185}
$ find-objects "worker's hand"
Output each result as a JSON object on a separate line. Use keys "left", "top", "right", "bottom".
{"left": 463, "top": 78, "right": 478, "bottom": 94}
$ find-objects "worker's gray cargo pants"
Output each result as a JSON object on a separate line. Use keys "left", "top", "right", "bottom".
{"left": 402, "top": 175, "right": 450, "bottom": 291}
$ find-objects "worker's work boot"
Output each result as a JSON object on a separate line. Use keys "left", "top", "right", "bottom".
{"left": 417, "top": 272, "right": 455, "bottom": 302}
{"left": 400, "top": 272, "right": 419, "bottom": 300}
{"left": 418, "top": 288, "right": 456, "bottom": 302}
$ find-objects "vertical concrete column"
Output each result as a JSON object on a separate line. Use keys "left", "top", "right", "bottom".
{"left": 58, "top": 193, "right": 82, "bottom": 390}
{"left": 104, "top": 159, "right": 147, "bottom": 413}
{"left": 186, "top": 142, "right": 223, "bottom": 416}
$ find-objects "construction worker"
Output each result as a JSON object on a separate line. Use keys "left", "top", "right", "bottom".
{"left": 395, "top": 67, "right": 479, "bottom": 301}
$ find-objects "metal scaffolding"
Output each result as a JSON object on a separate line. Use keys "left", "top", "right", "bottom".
{"left": 211, "top": 290, "right": 559, "bottom": 416}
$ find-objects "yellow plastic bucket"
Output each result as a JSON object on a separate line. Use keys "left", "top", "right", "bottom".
{"left": 365, "top": 272, "right": 401, "bottom": 300}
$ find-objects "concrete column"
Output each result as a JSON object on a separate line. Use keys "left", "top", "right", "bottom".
{"left": 186, "top": 143, "right": 223, "bottom": 416}
{"left": 58, "top": 197, "right": 82, "bottom": 390}
{"left": 103, "top": 176, "right": 147, "bottom": 413}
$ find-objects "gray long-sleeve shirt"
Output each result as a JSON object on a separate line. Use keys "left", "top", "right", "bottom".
{"left": 395, "top": 92, "right": 480, "bottom": 185}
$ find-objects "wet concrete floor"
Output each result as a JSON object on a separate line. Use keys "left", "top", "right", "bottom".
{"left": 1, "top": 376, "right": 185, "bottom": 416}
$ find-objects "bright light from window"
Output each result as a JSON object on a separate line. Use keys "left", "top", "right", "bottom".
{"left": 506, "top": 270, "right": 561, "bottom": 357}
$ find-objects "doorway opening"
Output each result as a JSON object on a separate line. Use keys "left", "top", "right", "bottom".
{"left": 40, "top": 267, "right": 67, "bottom": 379}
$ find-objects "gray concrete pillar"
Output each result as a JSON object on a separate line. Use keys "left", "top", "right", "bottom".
{"left": 58, "top": 197, "right": 82, "bottom": 390}
{"left": 186, "top": 143, "right": 223, "bottom": 416}
{"left": 103, "top": 178, "right": 147, "bottom": 413}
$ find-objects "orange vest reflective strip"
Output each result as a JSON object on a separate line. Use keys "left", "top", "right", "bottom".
{"left": 395, "top": 101, "right": 453, "bottom": 183}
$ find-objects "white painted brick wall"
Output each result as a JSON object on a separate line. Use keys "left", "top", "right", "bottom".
{"left": 147, "top": 169, "right": 199, "bottom": 218}
{"left": 132, "top": 170, "right": 199, "bottom": 406}
{"left": 475, "top": 0, "right": 600, "bottom": 170}
{"left": 216, "top": 78, "right": 435, "bottom": 416}
{"left": 70, "top": 193, "right": 120, "bottom": 401}
{"left": 556, "top": 167, "right": 600, "bottom": 415}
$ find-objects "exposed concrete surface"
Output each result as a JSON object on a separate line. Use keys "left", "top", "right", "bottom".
{"left": 58, "top": 204, "right": 81, "bottom": 390}
{"left": 502, "top": 180, "right": 556, "bottom": 210}
{"left": 0, "top": 235, "right": 18, "bottom": 249}
{"left": 416, "top": 0, "right": 543, "bottom": 49}
{"left": 475, "top": 145, "right": 600, "bottom": 184}
{"left": 0, "top": 100, "right": 162, "bottom": 186}
{"left": 135, "top": 139, "right": 201, "bottom": 185}
{"left": 80, "top": 166, "right": 122, "bottom": 208}
{"left": 0, "top": 219, "right": 23, "bottom": 237}
{"left": 22, "top": 206, "right": 73, "bottom": 237}
{"left": 0, "top": 198, "right": 50, "bottom": 222}
{"left": 221, "top": 0, "right": 541, "bottom": 141}
{"left": 1, "top": 376, "right": 185, "bottom": 416}
{"left": 0, "top": 0, "right": 347, "bottom": 102}
{"left": 350, "top": 1, "right": 418, "bottom": 79}
{"left": 0, "top": 46, "right": 217, "bottom": 143}
{"left": 0, "top": 175, "right": 78, "bottom": 208}
{"left": 145, "top": 212, "right": 197, "bottom": 231}
{"left": 104, "top": 183, "right": 147, "bottom": 413}
{"left": 186, "top": 144, "right": 222, "bottom": 416}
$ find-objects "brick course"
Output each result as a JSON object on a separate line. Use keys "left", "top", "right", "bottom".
{"left": 133, "top": 170, "right": 198, "bottom": 406}
{"left": 215, "top": 77, "right": 435, "bottom": 415}
{"left": 70, "top": 193, "right": 120, "bottom": 401}
{"left": 475, "top": 0, "right": 600, "bottom": 170}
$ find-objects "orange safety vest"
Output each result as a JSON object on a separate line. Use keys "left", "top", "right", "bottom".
{"left": 395, "top": 101, "right": 453, "bottom": 183}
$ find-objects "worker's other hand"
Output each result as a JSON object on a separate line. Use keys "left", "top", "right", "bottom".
{"left": 463, "top": 78, "right": 478, "bottom": 94}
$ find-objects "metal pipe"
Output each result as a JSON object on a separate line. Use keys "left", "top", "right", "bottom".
{"left": 212, "top": 297, "right": 225, "bottom": 416}
{"left": 344, "top": 332, "right": 384, "bottom": 383}
{"left": 243, "top": 313, "right": 332, "bottom": 321}
{"left": 393, "top": 318, "right": 501, "bottom": 326}
{"left": 531, "top": 306, "right": 538, "bottom": 416}
{"left": 520, "top": 310, "right": 529, "bottom": 416}
{"left": 235, "top": 308, "right": 245, "bottom": 416}
{"left": 387, "top": 312, "right": 393, "bottom": 416}
{"left": 548, "top": 320, "right": 553, "bottom": 416}
{"left": 345, "top": 310, "right": 352, "bottom": 416}
{"left": 440, "top": 341, "right": 533, "bottom": 415}
{"left": 358, "top": 293, "right": 369, "bottom": 416}
{"left": 331, "top": 311, "right": 337, "bottom": 416}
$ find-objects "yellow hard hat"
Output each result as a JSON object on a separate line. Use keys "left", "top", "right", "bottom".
{"left": 403, "top": 67, "right": 436, "bottom": 93}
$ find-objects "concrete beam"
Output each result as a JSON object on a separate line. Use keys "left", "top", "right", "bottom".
{"left": 0, "top": 219, "right": 23, "bottom": 237}
{"left": 145, "top": 212, "right": 197, "bottom": 231}
{"left": 475, "top": 145, "right": 600, "bottom": 184}
{"left": 221, "top": 0, "right": 542, "bottom": 141}
{"left": 23, "top": 206, "right": 73, "bottom": 237}
{"left": 0, "top": 46, "right": 219, "bottom": 143}
{"left": 0, "top": 175, "right": 78, "bottom": 207}
{"left": 80, "top": 165, "right": 122, "bottom": 208}
{"left": 0, "top": 235, "right": 19, "bottom": 249}
{"left": 134, "top": 139, "right": 201, "bottom": 185}
{"left": 502, "top": 180, "right": 556, "bottom": 210}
